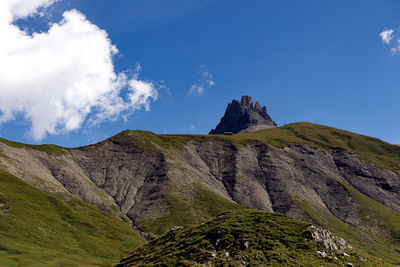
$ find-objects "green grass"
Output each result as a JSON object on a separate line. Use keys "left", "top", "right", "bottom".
{"left": 347, "top": 185, "right": 400, "bottom": 241}
{"left": 137, "top": 183, "right": 244, "bottom": 239}
{"left": 0, "top": 169, "right": 145, "bottom": 266}
{"left": 295, "top": 182, "right": 400, "bottom": 266}
{"left": 345, "top": 185, "right": 400, "bottom": 264}
{"left": 0, "top": 138, "right": 67, "bottom": 156}
{"left": 118, "top": 209, "right": 386, "bottom": 266}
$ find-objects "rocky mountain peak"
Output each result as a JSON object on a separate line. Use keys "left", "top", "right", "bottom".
{"left": 209, "top": 95, "right": 277, "bottom": 134}
{"left": 241, "top": 95, "right": 253, "bottom": 106}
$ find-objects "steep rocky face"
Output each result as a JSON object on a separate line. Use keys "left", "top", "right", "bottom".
{"left": 332, "top": 148, "right": 400, "bottom": 211}
{"left": 172, "top": 141, "right": 400, "bottom": 219}
{"left": 209, "top": 96, "right": 277, "bottom": 134}
{"left": 1, "top": 130, "right": 400, "bottom": 226}
{"left": 1, "top": 130, "right": 399, "bottom": 228}
{"left": 73, "top": 135, "right": 170, "bottom": 225}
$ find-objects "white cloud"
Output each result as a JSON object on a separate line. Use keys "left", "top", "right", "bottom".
{"left": 391, "top": 40, "right": 400, "bottom": 54}
{"left": 380, "top": 29, "right": 394, "bottom": 45}
{"left": 188, "top": 65, "right": 215, "bottom": 96}
{"left": 189, "top": 124, "right": 195, "bottom": 131}
{"left": 188, "top": 84, "right": 205, "bottom": 96}
{"left": 1, "top": 0, "right": 56, "bottom": 21}
{"left": 0, "top": 0, "right": 158, "bottom": 140}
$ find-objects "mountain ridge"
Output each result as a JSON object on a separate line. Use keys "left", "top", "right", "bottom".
{"left": 0, "top": 122, "right": 400, "bottom": 265}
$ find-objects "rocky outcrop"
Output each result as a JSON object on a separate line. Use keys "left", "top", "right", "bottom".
{"left": 209, "top": 96, "right": 277, "bottom": 134}
{"left": 311, "top": 225, "right": 352, "bottom": 251}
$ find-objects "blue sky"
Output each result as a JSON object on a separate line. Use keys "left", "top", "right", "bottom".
{"left": 0, "top": 0, "right": 400, "bottom": 147}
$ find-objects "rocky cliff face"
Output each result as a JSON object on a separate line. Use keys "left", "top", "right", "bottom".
{"left": 1, "top": 126, "right": 399, "bottom": 228}
{"left": 209, "top": 96, "right": 277, "bottom": 134}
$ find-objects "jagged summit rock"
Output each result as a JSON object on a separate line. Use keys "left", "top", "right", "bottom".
{"left": 209, "top": 95, "right": 277, "bottom": 134}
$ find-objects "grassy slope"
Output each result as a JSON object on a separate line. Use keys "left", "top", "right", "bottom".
{"left": 118, "top": 209, "right": 387, "bottom": 267}
{"left": 0, "top": 138, "right": 67, "bottom": 156}
{"left": 345, "top": 185, "right": 400, "bottom": 264}
{"left": 137, "top": 183, "right": 244, "bottom": 239}
{"left": 297, "top": 187, "right": 400, "bottom": 265}
{"left": 0, "top": 169, "right": 145, "bottom": 266}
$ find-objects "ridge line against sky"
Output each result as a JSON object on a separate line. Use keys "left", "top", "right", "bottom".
{"left": 0, "top": 0, "right": 399, "bottom": 146}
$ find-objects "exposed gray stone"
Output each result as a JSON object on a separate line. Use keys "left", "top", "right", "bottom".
{"left": 209, "top": 96, "right": 277, "bottom": 134}
{"left": 0, "top": 129, "right": 399, "bottom": 237}
{"left": 311, "top": 225, "right": 352, "bottom": 251}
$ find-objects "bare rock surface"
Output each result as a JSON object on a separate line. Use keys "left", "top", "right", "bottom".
{"left": 332, "top": 148, "right": 400, "bottom": 211}
{"left": 209, "top": 96, "right": 277, "bottom": 134}
{"left": 311, "top": 225, "right": 352, "bottom": 251}
{"left": 72, "top": 136, "right": 170, "bottom": 224}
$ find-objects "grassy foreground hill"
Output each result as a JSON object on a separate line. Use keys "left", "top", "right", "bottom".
{"left": 117, "top": 209, "right": 387, "bottom": 266}
{"left": 0, "top": 170, "right": 144, "bottom": 266}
